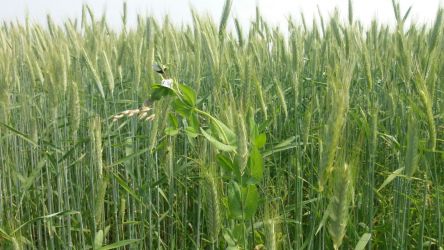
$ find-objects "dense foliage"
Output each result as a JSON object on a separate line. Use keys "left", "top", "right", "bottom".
{"left": 0, "top": 1, "right": 443, "bottom": 249}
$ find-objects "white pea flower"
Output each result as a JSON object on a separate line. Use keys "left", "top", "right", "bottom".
{"left": 161, "top": 79, "right": 173, "bottom": 88}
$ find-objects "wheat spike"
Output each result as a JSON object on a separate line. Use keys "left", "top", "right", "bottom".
{"left": 327, "top": 163, "right": 353, "bottom": 250}
{"left": 204, "top": 170, "right": 221, "bottom": 243}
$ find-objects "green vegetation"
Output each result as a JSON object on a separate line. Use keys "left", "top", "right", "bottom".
{"left": 1, "top": 0, "right": 443, "bottom": 249}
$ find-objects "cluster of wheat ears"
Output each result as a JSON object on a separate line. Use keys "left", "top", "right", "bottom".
{"left": 0, "top": 0, "right": 443, "bottom": 249}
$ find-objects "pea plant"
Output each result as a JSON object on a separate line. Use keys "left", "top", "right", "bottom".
{"left": 157, "top": 64, "right": 269, "bottom": 248}
{"left": 114, "top": 63, "right": 268, "bottom": 249}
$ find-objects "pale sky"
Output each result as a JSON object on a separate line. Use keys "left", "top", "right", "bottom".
{"left": 1, "top": 0, "right": 443, "bottom": 31}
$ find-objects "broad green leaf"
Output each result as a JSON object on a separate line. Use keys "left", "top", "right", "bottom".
{"left": 168, "top": 113, "right": 179, "bottom": 129}
{"left": 354, "top": 233, "right": 371, "bottom": 250}
{"left": 232, "top": 223, "right": 246, "bottom": 245}
{"left": 196, "top": 110, "right": 237, "bottom": 145}
{"left": 248, "top": 146, "right": 263, "bottom": 183}
{"left": 173, "top": 99, "right": 193, "bottom": 117}
{"left": 164, "top": 127, "right": 179, "bottom": 136}
{"left": 186, "top": 135, "right": 196, "bottom": 147}
{"left": 188, "top": 112, "right": 200, "bottom": 132}
{"left": 242, "top": 184, "right": 259, "bottom": 220}
{"left": 185, "top": 126, "right": 199, "bottom": 138}
{"left": 223, "top": 229, "right": 242, "bottom": 249}
{"left": 377, "top": 167, "right": 404, "bottom": 192}
{"left": 97, "top": 239, "right": 140, "bottom": 250}
{"left": 254, "top": 133, "right": 266, "bottom": 149}
{"left": 258, "top": 120, "right": 272, "bottom": 134}
{"left": 150, "top": 83, "right": 175, "bottom": 101}
{"left": 201, "top": 128, "right": 237, "bottom": 152}
{"left": 209, "top": 116, "right": 237, "bottom": 146}
{"left": 223, "top": 230, "right": 237, "bottom": 246}
{"left": 177, "top": 83, "right": 196, "bottom": 107}
{"left": 217, "top": 153, "right": 235, "bottom": 172}
{"left": 228, "top": 182, "right": 243, "bottom": 219}
{"left": 165, "top": 113, "right": 179, "bottom": 136}
{"left": 247, "top": 107, "right": 257, "bottom": 135}
{"left": 185, "top": 112, "right": 200, "bottom": 138}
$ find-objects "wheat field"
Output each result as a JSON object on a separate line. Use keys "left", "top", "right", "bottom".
{"left": 0, "top": 1, "right": 443, "bottom": 249}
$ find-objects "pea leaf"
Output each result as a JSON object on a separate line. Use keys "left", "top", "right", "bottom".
{"left": 232, "top": 223, "right": 246, "bottom": 245}
{"left": 223, "top": 229, "right": 237, "bottom": 247}
{"left": 186, "top": 112, "right": 200, "bottom": 137}
{"left": 177, "top": 83, "right": 196, "bottom": 107}
{"left": 165, "top": 114, "right": 179, "bottom": 136}
{"left": 248, "top": 146, "right": 263, "bottom": 183}
{"left": 209, "top": 117, "right": 237, "bottom": 146}
{"left": 168, "top": 113, "right": 178, "bottom": 129}
{"left": 242, "top": 184, "right": 259, "bottom": 220}
{"left": 150, "top": 84, "right": 175, "bottom": 101}
{"left": 217, "top": 153, "right": 234, "bottom": 172}
{"left": 228, "top": 182, "right": 243, "bottom": 219}
{"left": 201, "top": 128, "right": 237, "bottom": 152}
{"left": 254, "top": 133, "right": 267, "bottom": 149}
{"left": 185, "top": 126, "right": 199, "bottom": 138}
{"left": 164, "top": 127, "right": 179, "bottom": 136}
{"left": 173, "top": 99, "right": 193, "bottom": 117}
